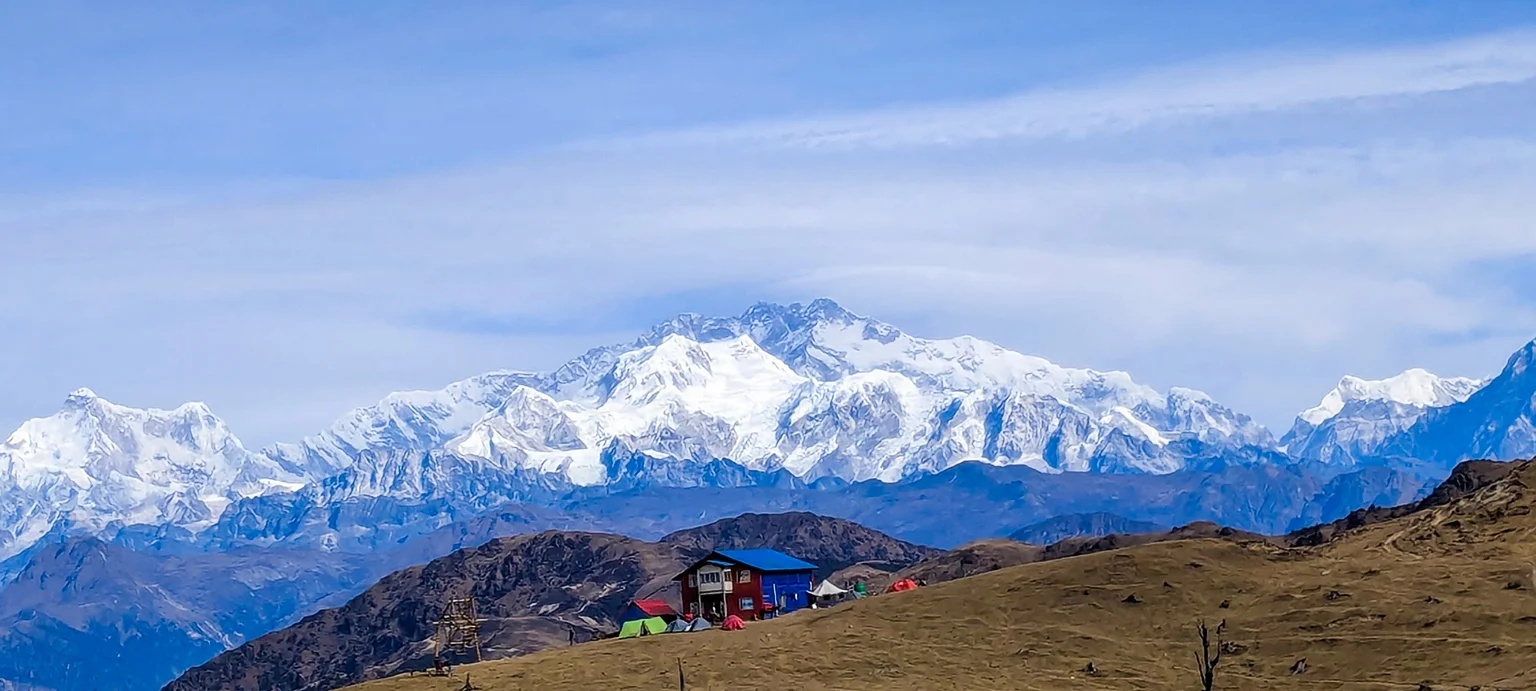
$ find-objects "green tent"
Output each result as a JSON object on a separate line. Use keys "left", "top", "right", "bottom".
{"left": 618, "top": 616, "right": 669, "bottom": 639}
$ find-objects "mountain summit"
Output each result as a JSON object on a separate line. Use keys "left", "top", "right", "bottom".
{"left": 269, "top": 300, "right": 1271, "bottom": 493}
{"left": 1379, "top": 339, "right": 1536, "bottom": 467}
{"left": 1282, "top": 368, "right": 1484, "bottom": 465}
{"left": 0, "top": 391, "right": 301, "bottom": 562}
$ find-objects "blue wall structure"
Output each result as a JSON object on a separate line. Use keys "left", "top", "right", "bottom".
{"left": 760, "top": 571, "right": 814, "bottom": 615}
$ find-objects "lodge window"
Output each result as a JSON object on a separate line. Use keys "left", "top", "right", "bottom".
{"left": 687, "top": 574, "right": 697, "bottom": 587}
{"left": 722, "top": 570, "right": 732, "bottom": 582}
{"left": 737, "top": 570, "right": 751, "bottom": 583}
{"left": 739, "top": 597, "right": 754, "bottom": 611}
{"left": 699, "top": 571, "right": 721, "bottom": 585}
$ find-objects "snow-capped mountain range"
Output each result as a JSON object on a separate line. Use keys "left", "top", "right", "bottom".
{"left": 0, "top": 390, "right": 304, "bottom": 561}
{"left": 1280, "top": 369, "right": 1486, "bottom": 465}
{"left": 271, "top": 299, "right": 1272, "bottom": 488}
{"left": 2, "top": 299, "right": 1533, "bottom": 562}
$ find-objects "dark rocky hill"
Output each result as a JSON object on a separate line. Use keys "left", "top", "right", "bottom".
{"left": 166, "top": 531, "right": 680, "bottom": 691}
{"left": 659, "top": 511, "right": 941, "bottom": 574}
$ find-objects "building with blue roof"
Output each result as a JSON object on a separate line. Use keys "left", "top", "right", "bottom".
{"left": 675, "top": 549, "right": 817, "bottom": 622}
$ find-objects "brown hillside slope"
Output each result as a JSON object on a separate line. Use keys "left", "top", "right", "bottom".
{"left": 864, "top": 460, "right": 1520, "bottom": 594}
{"left": 348, "top": 461, "right": 1536, "bottom": 691}
{"left": 166, "top": 513, "right": 936, "bottom": 691}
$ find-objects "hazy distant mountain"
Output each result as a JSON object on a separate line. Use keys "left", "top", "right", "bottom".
{"left": 0, "top": 538, "right": 369, "bottom": 691}
{"left": 1281, "top": 368, "right": 1484, "bottom": 465}
{"left": 1008, "top": 512, "right": 1164, "bottom": 545}
{"left": 1378, "top": 341, "right": 1536, "bottom": 468}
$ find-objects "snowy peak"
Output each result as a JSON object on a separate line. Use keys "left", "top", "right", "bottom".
{"left": 301, "top": 299, "right": 1274, "bottom": 493}
{"left": 0, "top": 391, "right": 301, "bottom": 561}
{"left": 1385, "top": 337, "right": 1536, "bottom": 466}
{"left": 4, "top": 390, "right": 248, "bottom": 484}
{"left": 449, "top": 335, "right": 809, "bottom": 485}
{"left": 602, "top": 335, "right": 718, "bottom": 405}
{"left": 63, "top": 387, "right": 100, "bottom": 408}
{"left": 733, "top": 300, "right": 1165, "bottom": 413}
{"left": 601, "top": 334, "right": 803, "bottom": 408}
{"left": 264, "top": 370, "right": 544, "bottom": 477}
{"left": 1298, "top": 368, "right": 1484, "bottom": 426}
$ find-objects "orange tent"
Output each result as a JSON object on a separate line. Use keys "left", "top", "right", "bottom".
{"left": 722, "top": 615, "right": 746, "bottom": 631}
{"left": 885, "top": 578, "right": 918, "bottom": 594}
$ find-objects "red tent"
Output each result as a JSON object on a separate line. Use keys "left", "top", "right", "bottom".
{"left": 722, "top": 615, "right": 746, "bottom": 631}
{"left": 885, "top": 578, "right": 918, "bottom": 594}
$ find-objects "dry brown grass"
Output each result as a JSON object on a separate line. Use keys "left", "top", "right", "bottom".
{"left": 351, "top": 464, "right": 1536, "bottom": 691}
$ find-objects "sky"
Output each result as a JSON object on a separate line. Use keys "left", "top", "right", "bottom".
{"left": 4, "top": 1, "right": 1536, "bottom": 445}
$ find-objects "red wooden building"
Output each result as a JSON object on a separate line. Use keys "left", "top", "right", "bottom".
{"left": 618, "top": 599, "right": 678, "bottom": 626}
{"left": 675, "top": 549, "right": 817, "bottom": 622}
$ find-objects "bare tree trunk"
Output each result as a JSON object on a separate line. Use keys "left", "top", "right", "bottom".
{"left": 1194, "top": 620, "right": 1226, "bottom": 691}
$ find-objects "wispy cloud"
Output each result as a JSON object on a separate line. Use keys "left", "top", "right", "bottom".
{"left": 610, "top": 30, "right": 1536, "bottom": 150}
{"left": 5, "top": 20, "right": 1536, "bottom": 444}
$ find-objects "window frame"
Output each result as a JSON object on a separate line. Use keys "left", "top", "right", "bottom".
{"left": 737, "top": 569, "right": 752, "bottom": 583}
{"left": 738, "top": 597, "right": 755, "bottom": 612}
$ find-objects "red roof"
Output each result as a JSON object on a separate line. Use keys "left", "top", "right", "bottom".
{"left": 630, "top": 599, "right": 677, "bottom": 617}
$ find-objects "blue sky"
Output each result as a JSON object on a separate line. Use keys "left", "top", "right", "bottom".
{"left": 4, "top": 1, "right": 1536, "bottom": 444}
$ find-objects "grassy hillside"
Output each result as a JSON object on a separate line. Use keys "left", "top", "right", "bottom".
{"left": 348, "top": 461, "right": 1536, "bottom": 691}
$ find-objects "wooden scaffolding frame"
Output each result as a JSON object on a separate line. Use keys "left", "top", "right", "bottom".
{"left": 433, "top": 597, "right": 484, "bottom": 666}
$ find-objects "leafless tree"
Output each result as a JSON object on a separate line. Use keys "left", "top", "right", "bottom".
{"left": 1194, "top": 619, "right": 1227, "bottom": 691}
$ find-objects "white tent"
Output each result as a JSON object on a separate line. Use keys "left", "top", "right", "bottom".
{"left": 809, "top": 581, "right": 848, "bottom": 598}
